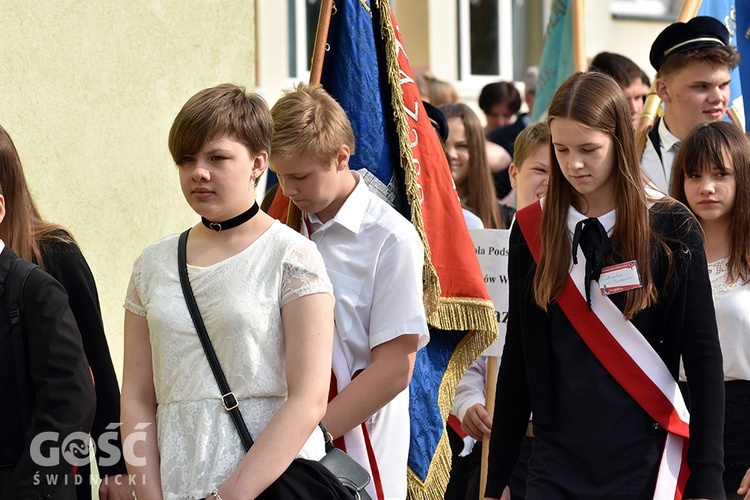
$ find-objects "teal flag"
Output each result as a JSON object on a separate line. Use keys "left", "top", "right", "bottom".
{"left": 531, "top": 0, "right": 575, "bottom": 122}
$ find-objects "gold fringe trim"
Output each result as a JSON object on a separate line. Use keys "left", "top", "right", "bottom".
{"left": 428, "top": 297, "right": 499, "bottom": 335}
{"left": 406, "top": 432, "right": 452, "bottom": 500}
{"left": 374, "top": 0, "right": 441, "bottom": 318}
{"left": 405, "top": 326, "right": 497, "bottom": 500}
{"left": 439, "top": 328, "right": 497, "bottom": 422}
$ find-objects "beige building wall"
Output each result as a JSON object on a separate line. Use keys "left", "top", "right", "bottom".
{"left": 585, "top": 10, "right": 668, "bottom": 82}
{"left": 0, "top": 1, "right": 255, "bottom": 486}
{"left": 256, "top": 1, "right": 293, "bottom": 105}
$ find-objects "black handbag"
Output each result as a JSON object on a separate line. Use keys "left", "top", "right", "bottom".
{"left": 177, "top": 229, "right": 371, "bottom": 500}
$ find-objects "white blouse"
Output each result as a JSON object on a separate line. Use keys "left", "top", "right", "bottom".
{"left": 125, "top": 221, "right": 333, "bottom": 499}
{"left": 707, "top": 257, "right": 750, "bottom": 381}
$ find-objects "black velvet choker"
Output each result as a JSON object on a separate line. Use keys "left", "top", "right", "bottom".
{"left": 201, "top": 202, "right": 259, "bottom": 232}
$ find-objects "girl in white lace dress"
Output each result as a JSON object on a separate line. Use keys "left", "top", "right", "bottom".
{"left": 671, "top": 121, "right": 750, "bottom": 500}
{"left": 121, "top": 84, "right": 335, "bottom": 500}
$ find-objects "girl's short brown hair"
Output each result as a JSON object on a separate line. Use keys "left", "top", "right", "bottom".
{"left": 169, "top": 84, "right": 272, "bottom": 165}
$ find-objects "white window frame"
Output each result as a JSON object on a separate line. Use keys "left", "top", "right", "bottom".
{"left": 292, "top": 0, "right": 315, "bottom": 82}
{"left": 292, "top": 0, "right": 398, "bottom": 83}
{"left": 610, "top": 0, "right": 671, "bottom": 18}
{"left": 457, "top": 0, "right": 514, "bottom": 85}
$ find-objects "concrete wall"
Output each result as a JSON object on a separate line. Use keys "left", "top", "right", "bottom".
{"left": 0, "top": 0, "right": 255, "bottom": 474}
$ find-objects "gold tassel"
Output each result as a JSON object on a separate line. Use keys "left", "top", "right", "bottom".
{"left": 428, "top": 297, "right": 499, "bottom": 334}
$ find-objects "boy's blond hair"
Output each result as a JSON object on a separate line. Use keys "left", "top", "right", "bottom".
{"left": 512, "top": 122, "right": 550, "bottom": 170}
{"left": 271, "top": 83, "right": 355, "bottom": 166}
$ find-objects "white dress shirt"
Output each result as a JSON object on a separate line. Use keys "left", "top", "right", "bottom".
{"left": 307, "top": 172, "right": 429, "bottom": 499}
{"left": 640, "top": 117, "right": 681, "bottom": 194}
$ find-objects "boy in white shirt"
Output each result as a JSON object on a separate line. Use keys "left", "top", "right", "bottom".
{"left": 269, "top": 83, "right": 430, "bottom": 500}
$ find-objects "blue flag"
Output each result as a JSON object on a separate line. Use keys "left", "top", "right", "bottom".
{"left": 312, "top": 1, "right": 498, "bottom": 498}
{"left": 697, "top": 0, "right": 746, "bottom": 130}
{"left": 736, "top": 4, "right": 750, "bottom": 131}
{"left": 319, "top": 1, "right": 408, "bottom": 213}
{"left": 531, "top": 0, "right": 575, "bottom": 122}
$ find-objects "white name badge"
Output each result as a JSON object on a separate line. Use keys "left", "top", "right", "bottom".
{"left": 599, "top": 260, "right": 642, "bottom": 296}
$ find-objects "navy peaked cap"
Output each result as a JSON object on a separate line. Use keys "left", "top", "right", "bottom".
{"left": 650, "top": 16, "right": 729, "bottom": 71}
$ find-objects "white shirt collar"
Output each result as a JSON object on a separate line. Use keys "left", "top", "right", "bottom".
{"left": 658, "top": 116, "right": 682, "bottom": 152}
{"left": 0, "top": 240, "right": 5, "bottom": 254}
{"left": 566, "top": 205, "right": 617, "bottom": 237}
{"left": 307, "top": 171, "right": 368, "bottom": 235}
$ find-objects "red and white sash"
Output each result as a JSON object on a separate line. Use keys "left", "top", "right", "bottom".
{"left": 330, "top": 334, "right": 384, "bottom": 500}
{"left": 302, "top": 216, "right": 385, "bottom": 500}
{"left": 515, "top": 201, "right": 690, "bottom": 500}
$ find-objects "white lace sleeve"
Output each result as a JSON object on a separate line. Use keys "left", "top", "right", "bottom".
{"left": 123, "top": 254, "right": 146, "bottom": 316}
{"left": 280, "top": 240, "right": 333, "bottom": 307}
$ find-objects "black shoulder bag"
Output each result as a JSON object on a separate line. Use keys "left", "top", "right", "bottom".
{"left": 177, "top": 229, "right": 371, "bottom": 500}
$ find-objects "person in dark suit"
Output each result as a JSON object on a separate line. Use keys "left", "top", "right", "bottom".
{"left": 0, "top": 183, "right": 96, "bottom": 499}
{"left": 0, "top": 124, "right": 131, "bottom": 499}
{"left": 485, "top": 68, "right": 538, "bottom": 201}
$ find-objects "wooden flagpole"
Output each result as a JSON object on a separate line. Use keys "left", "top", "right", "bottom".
{"left": 635, "top": 0, "right": 703, "bottom": 159}
{"left": 284, "top": 0, "right": 335, "bottom": 231}
{"left": 479, "top": 356, "right": 499, "bottom": 500}
{"left": 572, "top": 0, "right": 587, "bottom": 72}
{"left": 310, "top": 0, "right": 335, "bottom": 85}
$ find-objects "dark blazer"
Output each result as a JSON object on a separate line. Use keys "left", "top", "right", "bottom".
{"left": 486, "top": 113, "right": 530, "bottom": 199}
{"left": 485, "top": 202, "right": 726, "bottom": 499}
{"left": 40, "top": 232, "right": 127, "bottom": 498}
{"left": 0, "top": 244, "right": 96, "bottom": 500}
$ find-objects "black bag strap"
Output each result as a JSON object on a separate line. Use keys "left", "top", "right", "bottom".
{"left": 6, "top": 258, "right": 40, "bottom": 428}
{"left": 177, "top": 229, "right": 254, "bottom": 452}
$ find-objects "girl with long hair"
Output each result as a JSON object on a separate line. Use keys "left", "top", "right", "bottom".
{"left": 671, "top": 121, "right": 750, "bottom": 500}
{"left": 0, "top": 125, "right": 132, "bottom": 499}
{"left": 484, "top": 72, "right": 725, "bottom": 500}
{"left": 441, "top": 103, "right": 511, "bottom": 229}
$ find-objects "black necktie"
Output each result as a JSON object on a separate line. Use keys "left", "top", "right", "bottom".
{"left": 571, "top": 217, "right": 612, "bottom": 309}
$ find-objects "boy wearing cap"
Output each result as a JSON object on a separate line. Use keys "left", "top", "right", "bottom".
{"left": 642, "top": 16, "right": 740, "bottom": 192}
{"left": 270, "top": 83, "right": 430, "bottom": 500}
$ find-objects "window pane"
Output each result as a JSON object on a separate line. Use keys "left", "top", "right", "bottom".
{"left": 610, "top": 0, "right": 670, "bottom": 17}
{"left": 470, "top": 0, "right": 499, "bottom": 75}
{"left": 306, "top": 0, "right": 322, "bottom": 71}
